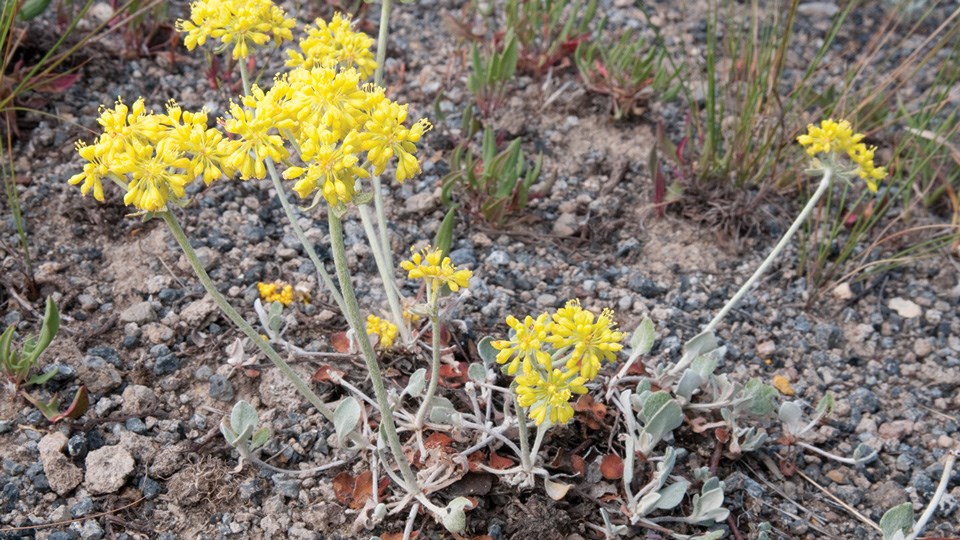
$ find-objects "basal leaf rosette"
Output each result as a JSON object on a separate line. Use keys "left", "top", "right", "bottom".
{"left": 69, "top": 98, "right": 232, "bottom": 213}
{"left": 493, "top": 299, "right": 625, "bottom": 426}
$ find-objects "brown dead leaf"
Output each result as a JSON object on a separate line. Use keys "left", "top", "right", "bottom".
{"left": 571, "top": 454, "right": 587, "bottom": 478}
{"left": 572, "top": 395, "right": 607, "bottom": 430}
{"left": 467, "top": 451, "right": 485, "bottom": 472}
{"left": 600, "top": 454, "right": 624, "bottom": 480}
{"left": 332, "top": 471, "right": 355, "bottom": 506}
{"left": 331, "top": 331, "right": 351, "bottom": 353}
{"left": 332, "top": 471, "right": 389, "bottom": 509}
{"left": 424, "top": 432, "right": 455, "bottom": 450}
{"left": 714, "top": 427, "right": 730, "bottom": 443}
{"left": 488, "top": 451, "right": 515, "bottom": 470}
{"left": 311, "top": 363, "right": 345, "bottom": 383}
{"left": 437, "top": 362, "right": 470, "bottom": 388}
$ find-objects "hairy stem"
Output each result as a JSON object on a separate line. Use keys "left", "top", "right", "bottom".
{"left": 704, "top": 168, "right": 833, "bottom": 334}
{"left": 414, "top": 307, "right": 442, "bottom": 429}
{"left": 162, "top": 211, "right": 343, "bottom": 427}
{"left": 327, "top": 211, "right": 421, "bottom": 497}
{"left": 516, "top": 402, "right": 533, "bottom": 472}
{"left": 358, "top": 204, "right": 411, "bottom": 343}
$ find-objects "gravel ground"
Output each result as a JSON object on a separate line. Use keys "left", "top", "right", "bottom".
{"left": 1, "top": 0, "right": 959, "bottom": 539}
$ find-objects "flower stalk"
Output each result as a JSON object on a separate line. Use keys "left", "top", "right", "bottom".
{"left": 703, "top": 167, "right": 833, "bottom": 335}
{"left": 413, "top": 304, "right": 442, "bottom": 430}
{"left": 358, "top": 203, "right": 412, "bottom": 344}
{"left": 161, "top": 211, "right": 344, "bottom": 429}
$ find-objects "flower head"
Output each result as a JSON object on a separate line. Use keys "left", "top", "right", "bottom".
{"left": 515, "top": 368, "right": 588, "bottom": 426}
{"left": 366, "top": 314, "right": 398, "bottom": 349}
{"left": 286, "top": 13, "right": 376, "bottom": 79}
{"left": 258, "top": 282, "right": 294, "bottom": 305}
{"left": 492, "top": 314, "right": 552, "bottom": 376}
{"left": 797, "top": 119, "right": 886, "bottom": 192}
{"left": 400, "top": 246, "right": 472, "bottom": 299}
{"left": 545, "top": 300, "right": 625, "bottom": 380}
{"left": 177, "top": 0, "right": 296, "bottom": 60}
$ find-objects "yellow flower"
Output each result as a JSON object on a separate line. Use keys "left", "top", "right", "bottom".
{"left": 223, "top": 85, "right": 291, "bottom": 179}
{"left": 545, "top": 300, "right": 624, "bottom": 380}
{"left": 120, "top": 143, "right": 192, "bottom": 212}
{"left": 357, "top": 99, "right": 431, "bottom": 182}
{"left": 286, "top": 13, "right": 377, "bottom": 79}
{"left": 68, "top": 141, "right": 110, "bottom": 202}
{"left": 366, "top": 314, "right": 398, "bottom": 349}
{"left": 515, "top": 368, "right": 587, "bottom": 426}
{"left": 177, "top": 0, "right": 295, "bottom": 60}
{"left": 492, "top": 314, "right": 552, "bottom": 376}
{"left": 797, "top": 118, "right": 886, "bottom": 193}
{"left": 400, "top": 245, "right": 472, "bottom": 299}
{"left": 95, "top": 97, "right": 163, "bottom": 155}
{"left": 282, "top": 143, "right": 369, "bottom": 207}
{"left": 258, "top": 282, "right": 294, "bottom": 305}
{"left": 163, "top": 101, "right": 229, "bottom": 185}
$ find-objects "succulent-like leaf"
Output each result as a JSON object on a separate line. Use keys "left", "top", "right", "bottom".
{"left": 778, "top": 401, "right": 803, "bottom": 432}
{"left": 687, "top": 476, "right": 729, "bottom": 525}
{"left": 629, "top": 317, "right": 655, "bottom": 357}
{"left": 477, "top": 336, "right": 498, "bottom": 365}
{"left": 334, "top": 397, "right": 362, "bottom": 445}
{"left": 879, "top": 502, "right": 913, "bottom": 540}
{"left": 434, "top": 208, "right": 456, "bottom": 259}
{"left": 441, "top": 496, "right": 473, "bottom": 533}
{"left": 230, "top": 400, "right": 259, "bottom": 440}
{"left": 406, "top": 368, "right": 427, "bottom": 397}
{"left": 467, "top": 362, "right": 486, "bottom": 383}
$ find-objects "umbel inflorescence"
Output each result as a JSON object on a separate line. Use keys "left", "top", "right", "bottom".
{"left": 71, "top": 8, "right": 430, "bottom": 214}
{"left": 493, "top": 300, "right": 625, "bottom": 425}
{"left": 797, "top": 118, "right": 887, "bottom": 192}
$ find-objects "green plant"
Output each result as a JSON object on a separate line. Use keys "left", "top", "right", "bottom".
{"left": 503, "top": 0, "right": 597, "bottom": 77}
{"left": 440, "top": 114, "right": 542, "bottom": 227}
{"left": 466, "top": 31, "right": 518, "bottom": 119}
{"left": 1, "top": 296, "right": 59, "bottom": 392}
{"left": 574, "top": 22, "right": 678, "bottom": 119}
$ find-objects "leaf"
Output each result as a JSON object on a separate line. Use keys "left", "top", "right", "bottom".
{"left": 681, "top": 331, "right": 718, "bottom": 362}
{"left": 424, "top": 432, "right": 454, "bottom": 450}
{"left": 230, "top": 400, "right": 259, "bottom": 440}
{"left": 879, "top": 502, "right": 913, "bottom": 540}
{"left": 24, "top": 297, "right": 59, "bottom": 365}
{"left": 250, "top": 428, "right": 271, "bottom": 450}
{"left": 477, "top": 336, "right": 498, "bottom": 365}
{"left": 641, "top": 391, "right": 684, "bottom": 439}
{"left": 655, "top": 480, "right": 689, "bottom": 510}
{"left": 26, "top": 367, "right": 59, "bottom": 387}
{"left": 543, "top": 478, "right": 572, "bottom": 501}
{"left": 20, "top": 391, "right": 61, "bottom": 421}
{"left": 441, "top": 497, "right": 474, "bottom": 534}
{"left": 629, "top": 317, "right": 655, "bottom": 356}
{"left": 778, "top": 401, "right": 803, "bottom": 431}
{"left": 406, "top": 368, "right": 427, "bottom": 397}
{"left": 334, "top": 397, "right": 362, "bottom": 445}
{"left": 311, "top": 364, "right": 345, "bottom": 383}
{"left": 434, "top": 208, "right": 456, "bottom": 258}
{"left": 333, "top": 471, "right": 356, "bottom": 506}
{"left": 675, "top": 369, "right": 704, "bottom": 402}
{"left": 488, "top": 451, "right": 514, "bottom": 470}
{"left": 51, "top": 386, "right": 89, "bottom": 423}
{"left": 687, "top": 477, "right": 729, "bottom": 525}
{"left": 600, "top": 454, "right": 624, "bottom": 480}
{"left": 772, "top": 374, "right": 795, "bottom": 396}
{"left": 467, "top": 362, "right": 486, "bottom": 383}
{"left": 330, "top": 332, "right": 351, "bottom": 353}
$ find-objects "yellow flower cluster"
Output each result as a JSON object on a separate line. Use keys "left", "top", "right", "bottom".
{"left": 400, "top": 246, "right": 472, "bottom": 299}
{"left": 797, "top": 119, "right": 887, "bottom": 193}
{"left": 177, "top": 0, "right": 296, "bottom": 59}
{"left": 258, "top": 282, "right": 294, "bottom": 305}
{"left": 69, "top": 98, "right": 230, "bottom": 212}
{"left": 286, "top": 13, "right": 377, "bottom": 79}
{"left": 493, "top": 300, "right": 625, "bottom": 426}
{"left": 366, "top": 314, "right": 399, "bottom": 349}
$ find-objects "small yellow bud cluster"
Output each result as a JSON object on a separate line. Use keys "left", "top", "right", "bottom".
{"left": 400, "top": 246, "right": 472, "bottom": 300}
{"left": 366, "top": 314, "right": 399, "bottom": 349}
{"left": 492, "top": 300, "right": 625, "bottom": 426}
{"left": 797, "top": 119, "right": 887, "bottom": 193}
{"left": 257, "top": 281, "right": 294, "bottom": 306}
{"left": 177, "top": 0, "right": 296, "bottom": 59}
{"left": 69, "top": 98, "right": 230, "bottom": 212}
{"left": 286, "top": 13, "right": 377, "bottom": 79}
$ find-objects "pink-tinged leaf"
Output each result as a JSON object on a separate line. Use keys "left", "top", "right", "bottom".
{"left": 52, "top": 386, "right": 89, "bottom": 423}
{"left": 34, "top": 72, "right": 80, "bottom": 94}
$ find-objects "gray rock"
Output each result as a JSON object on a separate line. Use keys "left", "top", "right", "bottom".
{"left": 84, "top": 446, "right": 135, "bottom": 495}
{"left": 70, "top": 496, "right": 94, "bottom": 517}
{"left": 80, "top": 519, "right": 104, "bottom": 540}
{"left": 485, "top": 250, "right": 510, "bottom": 267}
{"left": 208, "top": 374, "right": 235, "bottom": 401}
{"left": 119, "top": 301, "right": 156, "bottom": 324}
{"left": 38, "top": 432, "right": 83, "bottom": 495}
{"left": 627, "top": 275, "right": 666, "bottom": 298}
{"left": 180, "top": 296, "right": 218, "bottom": 327}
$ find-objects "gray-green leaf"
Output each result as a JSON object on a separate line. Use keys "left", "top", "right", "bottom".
{"left": 879, "top": 502, "right": 913, "bottom": 540}
{"left": 334, "top": 397, "right": 362, "bottom": 445}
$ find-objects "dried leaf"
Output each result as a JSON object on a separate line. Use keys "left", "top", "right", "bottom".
{"left": 332, "top": 471, "right": 355, "bottom": 506}
{"left": 424, "top": 432, "right": 454, "bottom": 450}
{"left": 572, "top": 394, "right": 606, "bottom": 429}
{"left": 772, "top": 374, "right": 795, "bottom": 396}
{"left": 467, "top": 451, "right": 485, "bottom": 472}
{"left": 544, "top": 478, "right": 572, "bottom": 501}
{"left": 330, "top": 332, "right": 351, "bottom": 353}
{"left": 570, "top": 454, "right": 587, "bottom": 478}
{"left": 488, "top": 451, "right": 514, "bottom": 470}
{"left": 312, "top": 364, "right": 345, "bottom": 383}
{"left": 600, "top": 454, "right": 624, "bottom": 480}
{"left": 437, "top": 362, "right": 470, "bottom": 388}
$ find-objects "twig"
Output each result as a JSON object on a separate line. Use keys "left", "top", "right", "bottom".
{"left": 906, "top": 451, "right": 958, "bottom": 540}
{"left": 794, "top": 468, "right": 880, "bottom": 533}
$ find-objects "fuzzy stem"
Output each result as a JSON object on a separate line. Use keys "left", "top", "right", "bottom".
{"left": 327, "top": 210, "right": 421, "bottom": 495}
{"left": 358, "top": 204, "right": 411, "bottom": 343}
{"left": 238, "top": 58, "right": 250, "bottom": 95}
{"left": 413, "top": 307, "right": 442, "bottom": 429}
{"left": 906, "top": 451, "right": 958, "bottom": 540}
{"left": 516, "top": 402, "right": 533, "bottom": 472}
{"left": 265, "top": 159, "right": 347, "bottom": 315}
{"left": 703, "top": 168, "right": 833, "bottom": 334}
{"left": 372, "top": 0, "right": 397, "bottom": 296}
{"left": 529, "top": 423, "right": 548, "bottom": 461}
{"left": 161, "top": 211, "right": 341, "bottom": 426}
